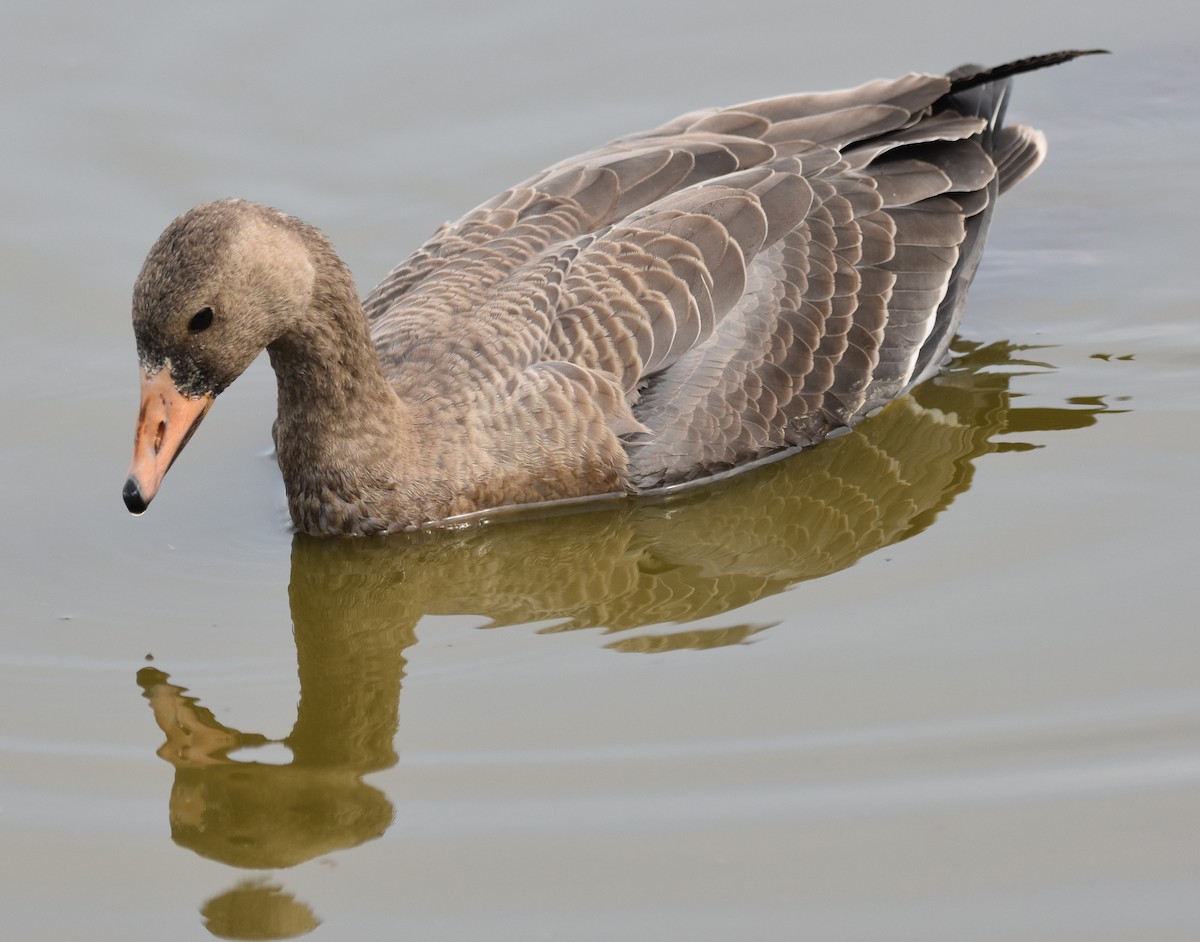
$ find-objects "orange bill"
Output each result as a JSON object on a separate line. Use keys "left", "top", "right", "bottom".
{"left": 123, "top": 368, "right": 214, "bottom": 514}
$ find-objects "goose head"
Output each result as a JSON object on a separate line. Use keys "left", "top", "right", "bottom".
{"left": 123, "top": 200, "right": 317, "bottom": 514}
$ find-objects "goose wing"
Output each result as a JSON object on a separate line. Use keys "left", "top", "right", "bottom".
{"left": 362, "top": 56, "right": 1080, "bottom": 490}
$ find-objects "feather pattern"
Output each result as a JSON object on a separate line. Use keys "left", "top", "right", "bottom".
{"left": 357, "top": 52, "right": 1090, "bottom": 499}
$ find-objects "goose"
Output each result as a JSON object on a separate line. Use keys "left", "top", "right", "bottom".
{"left": 123, "top": 49, "right": 1102, "bottom": 535}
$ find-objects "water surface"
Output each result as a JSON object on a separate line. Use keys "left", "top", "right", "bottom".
{"left": 2, "top": 3, "right": 1198, "bottom": 940}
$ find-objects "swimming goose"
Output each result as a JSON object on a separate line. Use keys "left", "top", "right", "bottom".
{"left": 124, "top": 50, "right": 1102, "bottom": 535}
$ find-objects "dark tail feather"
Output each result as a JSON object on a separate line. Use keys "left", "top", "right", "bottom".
{"left": 904, "top": 49, "right": 1105, "bottom": 390}
{"left": 944, "top": 49, "right": 1109, "bottom": 98}
{"left": 938, "top": 49, "right": 1108, "bottom": 135}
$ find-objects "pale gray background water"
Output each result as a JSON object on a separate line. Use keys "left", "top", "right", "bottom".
{"left": 2, "top": 2, "right": 1198, "bottom": 940}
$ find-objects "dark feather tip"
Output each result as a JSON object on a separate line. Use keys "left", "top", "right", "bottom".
{"left": 948, "top": 49, "right": 1110, "bottom": 96}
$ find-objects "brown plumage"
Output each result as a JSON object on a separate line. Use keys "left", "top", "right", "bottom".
{"left": 123, "top": 50, "right": 1103, "bottom": 535}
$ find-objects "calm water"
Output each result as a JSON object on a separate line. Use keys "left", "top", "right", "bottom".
{"left": 2, "top": 3, "right": 1198, "bottom": 940}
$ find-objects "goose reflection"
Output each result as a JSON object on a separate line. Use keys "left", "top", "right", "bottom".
{"left": 136, "top": 339, "right": 1115, "bottom": 936}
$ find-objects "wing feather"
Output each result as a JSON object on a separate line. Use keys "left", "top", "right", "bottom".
{"left": 361, "top": 57, "right": 1064, "bottom": 494}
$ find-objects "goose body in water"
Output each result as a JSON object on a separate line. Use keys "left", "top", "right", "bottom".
{"left": 124, "top": 50, "right": 1101, "bottom": 535}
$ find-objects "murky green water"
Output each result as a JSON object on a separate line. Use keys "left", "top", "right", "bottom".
{"left": 2, "top": 3, "right": 1198, "bottom": 940}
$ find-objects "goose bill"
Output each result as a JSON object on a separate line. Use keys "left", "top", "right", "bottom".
{"left": 123, "top": 369, "right": 214, "bottom": 514}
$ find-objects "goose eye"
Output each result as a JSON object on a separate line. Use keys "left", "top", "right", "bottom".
{"left": 188, "top": 307, "right": 214, "bottom": 333}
